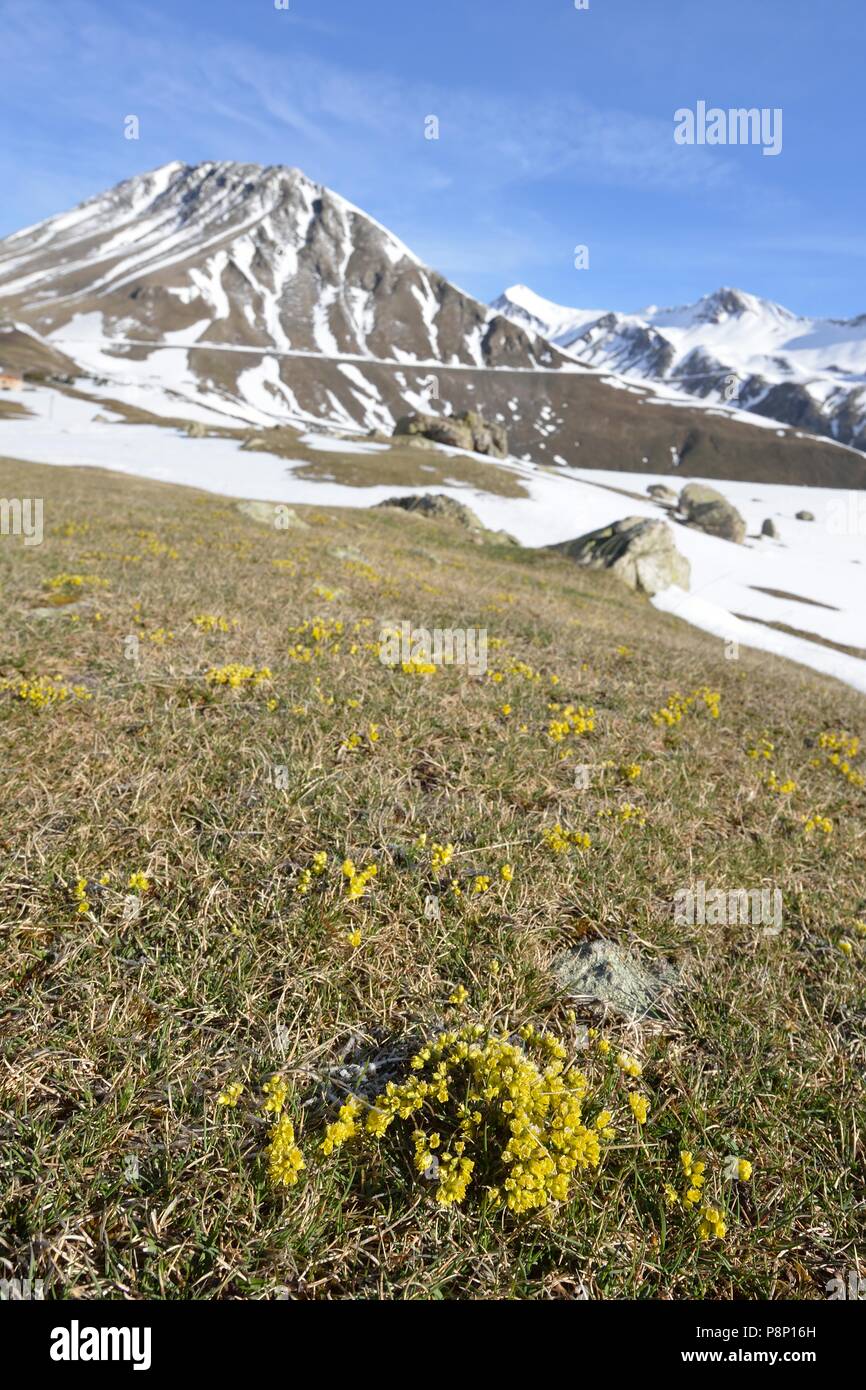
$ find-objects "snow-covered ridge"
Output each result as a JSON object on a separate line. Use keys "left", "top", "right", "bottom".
{"left": 493, "top": 284, "right": 866, "bottom": 451}
{"left": 0, "top": 161, "right": 552, "bottom": 377}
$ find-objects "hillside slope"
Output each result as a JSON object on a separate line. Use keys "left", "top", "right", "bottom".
{"left": 1, "top": 455, "right": 864, "bottom": 1299}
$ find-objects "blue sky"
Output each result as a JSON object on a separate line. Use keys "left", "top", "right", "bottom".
{"left": 0, "top": 0, "right": 863, "bottom": 317}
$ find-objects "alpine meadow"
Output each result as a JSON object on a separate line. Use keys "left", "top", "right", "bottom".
{"left": 0, "top": 0, "right": 864, "bottom": 1340}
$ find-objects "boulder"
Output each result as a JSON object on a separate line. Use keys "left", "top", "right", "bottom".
{"left": 678, "top": 483, "right": 746, "bottom": 544}
{"left": 550, "top": 516, "right": 690, "bottom": 596}
{"left": 236, "top": 500, "right": 308, "bottom": 529}
{"left": 796, "top": 509, "right": 815, "bottom": 521}
{"left": 647, "top": 483, "right": 678, "bottom": 506}
{"left": 376, "top": 492, "right": 517, "bottom": 545}
{"left": 186, "top": 421, "right": 208, "bottom": 439}
{"left": 553, "top": 940, "right": 678, "bottom": 1021}
{"left": 377, "top": 492, "right": 483, "bottom": 528}
{"left": 393, "top": 410, "right": 508, "bottom": 458}
{"left": 761, "top": 517, "right": 778, "bottom": 538}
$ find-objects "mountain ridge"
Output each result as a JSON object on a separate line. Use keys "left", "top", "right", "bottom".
{"left": 493, "top": 282, "right": 866, "bottom": 450}
{"left": 1, "top": 162, "right": 865, "bottom": 489}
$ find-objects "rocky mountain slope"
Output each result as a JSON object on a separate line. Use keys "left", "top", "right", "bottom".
{"left": 1, "top": 163, "right": 865, "bottom": 487}
{"left": 493, "top": 284, "right": 866, "bottom": 452}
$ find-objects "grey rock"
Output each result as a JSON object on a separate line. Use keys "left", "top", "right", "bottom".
{"left": 236, "top": 499, "right": 308, "bottom": 529}
{"left": 796, "top": 509, "right": 815, "bottom": 521}
{"left": 393, "top": 409, "right": 508, "bottom": 458}
{"left": 376, "top": 491, "right": 483, "bottom": 529}
{"left": 185, "top": 420, "right": 208, "bottom": 438}
{"left": 647, "top": 483, "right": 678, "bottom": 506}
{"left": 761, "top": 517, "right": 778, "bottom": 538}
{"left": 678, "top": 482, "right": 746, "bottom": 544}
{"left": 553, "top": 939, "right": 678, "bottom": 1020}
{"left": 551, "top": 515, "right": 690, "bottom": 595}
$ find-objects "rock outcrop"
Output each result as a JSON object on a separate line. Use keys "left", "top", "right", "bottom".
{"left": 678, "top": 483, "right": 746, "bottom": 544}
{"left": 393, "top": 410, "right": 508, "bottom": 459}
{"left": 376, "top": 492, "right": 517, "bottom": 545}
{"left": 550, "top": 516, "right": 690, "bottom": 595}
{"left": 647, "top": 483, "right": 678, "bottom": 506}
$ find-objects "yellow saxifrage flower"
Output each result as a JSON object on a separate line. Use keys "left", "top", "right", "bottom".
{"left": 310, "top": 1023, "right": 613, "bottom": 1214}
{"left": 651, "top": 686, "right": 720, "bottom": 727}
{"left": 218, "top": 1081, "right": 244, "bottom": 1108}
{"left": 544, "top": 823, "right": 591, "bottom": 854}
{"left": 628, "top": 1092, "right": 649, "bottom": 1125}
{"left": 1, "top": 674, "right": 91, "bottom": 709}
{"left": 267, "top": 1112, "right": 305, "bottom": 1187}
{"left": 127, "top": 871, "right": 150, "bottom": 893}
{"left": 430, "top": 842, "right": 455, "bottom": 873}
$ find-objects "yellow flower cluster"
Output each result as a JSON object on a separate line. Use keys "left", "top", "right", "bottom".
{"left": 73, "top": 878, "right": 91, "bottom": 914}
{"left": 547, "top": 704, "right": 595, "bottom": 742}
{"left": 148, "top": 627, "right": 174, "bottom": 646}
{"left": 1, "top": 674, "right": 91, "bottom": 708}
{"left": 342, "top": 858, "right": 378, "bottom": 900}
{"left": 544, "top": 823, "right": 591, "bottom": 854}
{"left": 295, "top": 850, "right": 329, "bottom": 896}
{"left": 617, "top": 1051, "right": 642, "bottom": 1078}
{"left": 680, "top": 1151, "right": 706, "bottom": 1206}
{"left": 72, "top": 870, "right": 145, "bottom": 913}
{"left": 651, "top": 687, "right": 720, "bottom": 727}
{"left": 430, "top": 842, "right": 455, "bottom": 873}
{"left": 341, "top": 723, "right": 379, "bottom": 751}
{"left": 813, "top": 731, "right": 864, "bottom": 787}
{"left": 802, "top": 814, "right": 833, "bottom": 836}
{"left": 287, "top": 616, "right": 371, "bottom": 662}
{"left": 401, "top": 660, "right": 438, "bottom": 676}
{"left": 698, "top": 1205, "right": 727, "bottom": 1241}
{"left": 192, "top": 613, "right": 238, "bottom": 633}
{"left": 44, "top": 572, "right": 109, "bottom": 594}
{"left": 597, "top": 802, "right": 647, "bottom": 827}
{"left": 217, "top": 1081, "right": 244, "bottom": 1107}
{"left": 666, "top": 1151, "right": 728, "bottom": 1240}
{"left": 747, "top": 737, "right": 774, "bottom": 761}
{"left": 488, "top": 658, "right": 545, "bottom": 684}
{"left": 764, "top": 770, "right": 797, "bottom": 795}
{"left": 205, "top": 664, "right": 272, "bottom": 689}
{"left": 135, "top": 530, "right": 179, "bottom": 560}
{"left": 261, "top": 1077, "right": 305, "bottom": 1186}
{"left": 628, "top": 1091, "right": 649, "bottom": 1124}
{"left": 315, "top": 1022, "right": 612, "bottom": 1213}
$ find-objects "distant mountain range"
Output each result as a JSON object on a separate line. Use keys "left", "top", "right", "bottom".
{"left": 493, "top": 284, "right": 866, "bottom": 451}
{"left": 1, "top": 161, "right": 865, "bottom": 488}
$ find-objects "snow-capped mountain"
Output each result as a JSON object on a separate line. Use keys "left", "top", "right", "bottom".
{"left": 493, "top": 284, "right": 866, "bottom": 451}
{"left": 0, "top": 162, "right": 559, "bottom": 370}
{"left": 1, "top": 163, "right": 865, "bottom": 489}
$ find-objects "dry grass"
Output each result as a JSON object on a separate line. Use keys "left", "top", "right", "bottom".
{"left": 1, "top": 455, "right": 864, "bottom": 1300}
